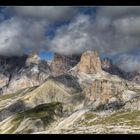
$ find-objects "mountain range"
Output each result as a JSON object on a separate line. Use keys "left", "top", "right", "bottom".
{"left": 0, "top": 50, "right": 140, "bottom": 134}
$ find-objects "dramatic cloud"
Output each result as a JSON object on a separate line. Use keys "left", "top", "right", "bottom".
{"left": 0, "top": 6, "right": 78, "bottom": 56}
{"left": 0, "top": 17, "right": 47, "bottom": 56}
{"left": 0, "top": 6, "right": 140, "bottom": 72}
{"left": 49, "top": 15, "right": 94, "bottom": 55}
{"left": 49, "top": 6, "right": 140, "bottom": 71}
{"left": 8, "top": 6, "right": 77, "bottom": 23}
{"left": 97, "top": 6, "right": 140, "bottom": 19}
{"left": 49, "top": 13, "right": 140, "bottom": 56}
{"left": 115, "top": 53, "right": 140, "bottom": 72}
{"left": 0, "top": 14, "right": 4, "bottom": 21}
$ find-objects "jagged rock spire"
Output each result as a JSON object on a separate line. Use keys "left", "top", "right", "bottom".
{"left": 78, "top": 50, "right": 102, "bottom": 74}
{"left": 50, "top": 53, "right": 80, "bottom": 76}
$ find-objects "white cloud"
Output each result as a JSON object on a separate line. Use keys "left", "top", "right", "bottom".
{"left": 0, "top": 17, "right": 47, "bottom": 56}
{"left": 48, "top": 6, "right": 140, "bottom": 72}
{"left": 1, "top": 6, "right": 140, "bottom": 72}
{"left": 49, "top": 15, "right": 94, "bottom": 55}
{"left": 113, "top": 17, "right": 140, "bottom": 35}
{"left": 115, "top": 53, "right": 140, "bottom": 72}
{"left": 49, "top": 13, "right": 140, "bottom": 56}
{"left": 97, "top": 6, "right": 140, "bottom": 19}
{"left": 0, "top": 6, "right": 78, "bottom": 57}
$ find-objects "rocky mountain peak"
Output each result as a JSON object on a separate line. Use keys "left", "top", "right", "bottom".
{"left": 50, "top": 53, "right": 80, "bottom": 76}
{"left": 0, "top": 52, "right": 50, "bottom": 95}
{"left": 1, "top": 50, "right": 140, "bottom": 134}
{"left": 77, "top": 50, "right": 102, "bottom": 74}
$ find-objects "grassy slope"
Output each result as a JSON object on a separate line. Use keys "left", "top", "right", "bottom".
{"left": 0, "top": 102, "right": 63, "bottom": 134}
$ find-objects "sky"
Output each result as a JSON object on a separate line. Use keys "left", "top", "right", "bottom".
{"left": 39, "top": 51, "right": 54, "bottom": 60}
{"left": 0, "top": 6, "right": 140, "bottom": 72}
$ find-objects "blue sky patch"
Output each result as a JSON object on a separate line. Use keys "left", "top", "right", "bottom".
{"left": 39, "top": 51, "right": 54, "bottom": 60}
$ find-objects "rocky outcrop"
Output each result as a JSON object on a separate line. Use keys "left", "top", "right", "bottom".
{"left": 0, "top": 53, "right": 50, "bottom": 95}
{"left": 50, "top": 53, "right": 80, "bottom": 76}
{"left": 78, "top": 51, "right": 102, "bottom": 74}
{"left": 83, "top": 77, "right": 140, "bottom": 111}
{"left": 84, "top": 79, "right": 124, "bottom": 108}
{"left": 50, "top": 54, "right": 68, "bottom": 76}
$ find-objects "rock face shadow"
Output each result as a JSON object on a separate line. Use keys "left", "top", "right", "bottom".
{"left": 53, "top": 74, "right": 82, "bottom": 92}
{"left": 0, "top": 100, "right": 29, "bottom": 121}
{"left": 93, "top": 101, "right": 125, "bottom": 112}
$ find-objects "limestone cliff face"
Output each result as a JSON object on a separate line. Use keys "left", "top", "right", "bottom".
{"left": 0, "top": 53, "right": 50, "bottom": 95}
{"left": 50, "top": 54, "right": 68, "bottom": 76}
{"left": 84, "top": 79, "right": 124, "bottom": 106}
{"left": 84, "top": 77, "right": 140, "bottom": 111}
{"left": 78, "top": 51, "right": 102, "bottom": 74}
{"left": 50, "top": 53, "right": 80, "bottom": 76}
